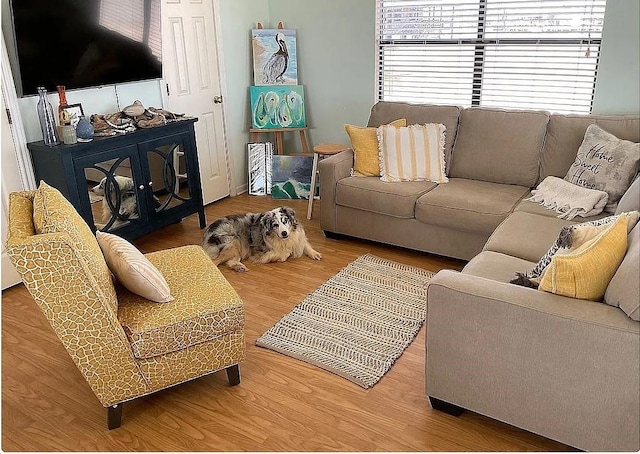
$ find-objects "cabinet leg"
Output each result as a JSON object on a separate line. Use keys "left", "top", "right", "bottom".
{"left": 198, "top": 209, "right": 206, "bottom": 229}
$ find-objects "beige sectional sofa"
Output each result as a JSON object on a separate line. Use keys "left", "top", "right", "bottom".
{"left": 318, "top": 101, "right": 640, "bottom": 451}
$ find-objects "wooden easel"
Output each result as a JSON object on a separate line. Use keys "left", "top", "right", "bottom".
{"left": 251, "top": 21, "right": 310, "bottom": 156}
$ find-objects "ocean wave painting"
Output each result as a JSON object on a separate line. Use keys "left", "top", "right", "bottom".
{"left": 271, "top": 155, "right": 313, "bottom": 199}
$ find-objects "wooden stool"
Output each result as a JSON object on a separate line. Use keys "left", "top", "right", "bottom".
{"left": 307, "top": 143, "right": 349, "bottom": 220}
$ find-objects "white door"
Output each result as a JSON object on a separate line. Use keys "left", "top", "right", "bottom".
{"left": 162, "top": 0, "right": 231, "bottom": 204}
{"left": 1, "top": 92, "right": 24, "bottom": 289}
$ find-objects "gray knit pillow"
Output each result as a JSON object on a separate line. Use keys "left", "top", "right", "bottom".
{"left": 564, "top": 124, "right": 640, "bottom": 213}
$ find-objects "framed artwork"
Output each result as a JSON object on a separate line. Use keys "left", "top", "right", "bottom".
{"left": 252, "top": 28, "right": 298, "bottom": 85}
{"left": 271, "top": 155, "right": 313, "bottom": 199}
{"left": 250, "top": 85, "right": 306, "bottom": 129}
{"left": 61, "top": 103, "right": 84, "bottom": 127}
{"left": 247, "top": 142, "right": 273, "bottom": 196}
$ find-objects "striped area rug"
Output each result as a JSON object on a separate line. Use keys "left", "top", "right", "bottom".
{"left": 256, "top": 254, "right": 433, "bottom": 388}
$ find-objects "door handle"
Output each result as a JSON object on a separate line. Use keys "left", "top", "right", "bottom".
{"left": 213, "top": 95, "right": 223, "bottom": 104}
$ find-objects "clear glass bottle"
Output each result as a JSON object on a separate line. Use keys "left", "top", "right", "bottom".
{"left": 36, "top": 86, "right": 60, "bottom": 146}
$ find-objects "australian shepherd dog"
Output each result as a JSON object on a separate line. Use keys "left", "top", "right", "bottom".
{"left": 202, "top": 207, "right": 322, "bottom": 272}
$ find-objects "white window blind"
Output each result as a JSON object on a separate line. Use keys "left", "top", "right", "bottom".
{"left": 376, "top": 0, "right": 606, "bottom": 113}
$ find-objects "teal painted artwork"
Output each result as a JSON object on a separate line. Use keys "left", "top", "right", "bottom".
{"left": 252, "top": 29, "right": 298, "bottom": 85}
{"left": 271, "top": 155, "right": 312, "bottom": 199}
{"left": 250, "top": 85, "right": 306, "bottom": 129}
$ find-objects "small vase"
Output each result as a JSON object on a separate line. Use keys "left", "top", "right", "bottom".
{"left": 36, "top": 86, "right": 60, "bottom": 146}
{"left": 76, "top": 116, "right": 94, "bottom": 140}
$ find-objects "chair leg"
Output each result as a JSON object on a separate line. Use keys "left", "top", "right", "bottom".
{"left": 429, "top": 396, "right": 465, "bottom": 416}
{"left": 107, "top": 403, "right": 123, "bottom": 429}
{"left": 226, "top": 364, "right": 240, "bottom": 386}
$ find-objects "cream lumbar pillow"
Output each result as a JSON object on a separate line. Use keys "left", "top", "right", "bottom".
{"left": 538, "top": 215, "right": 629, "bottom": 301}
{"left": 564, "top": 124, "right": 640, "bottom": 213}
{"left": 96, "top": 231, "right": 174, "bottom": 303}
{"left": 377, "top": 123, "right": 448, "bottom": 183}
{"left": 345, "top": 118, "right": 406, "bottom": 177}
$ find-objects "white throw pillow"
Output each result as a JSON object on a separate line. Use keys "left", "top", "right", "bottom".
{"left": 96, "top": 231, "right": 174, "bottom": 303}
{"left": 377, "top": 123, "right": 448, "bottom": 183}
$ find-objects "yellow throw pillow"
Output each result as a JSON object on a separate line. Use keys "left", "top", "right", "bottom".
{"left": 538, "top": 215, "right": 628, "bottom": 301}
{"left": 96, "top": 231, "right": 174, "bottom": 303}
{"left": 345, "top": 118, "right": 406, "bottom": 177}
{"left": 377, "top": 123, "right": 448, "bottom": 183}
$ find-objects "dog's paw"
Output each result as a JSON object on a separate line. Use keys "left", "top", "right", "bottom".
{"left": 308, "top": 250, "right": 322, "bottom": 260}
{"left": 231, "top": 263, "right": 249, "bottom": 272}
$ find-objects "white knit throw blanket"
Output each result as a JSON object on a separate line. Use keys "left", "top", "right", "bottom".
{"left": 527, "top": 176, "right": 609, "bottom": 220}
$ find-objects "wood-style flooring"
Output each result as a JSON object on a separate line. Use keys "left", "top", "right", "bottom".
{"left": 1, "top": 194, "right": 573, "bottom": 451}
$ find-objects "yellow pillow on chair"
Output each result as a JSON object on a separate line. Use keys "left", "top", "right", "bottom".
{"left": 345, "top": 118, "right": 406, "bottom": 176}
{"left": 538, "top": 215, "right": 628, "bottom": 301}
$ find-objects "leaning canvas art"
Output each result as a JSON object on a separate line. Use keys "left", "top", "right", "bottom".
{"left": 247, "top": 142, "right": 273, "bottom": 196}
{"left": 271, "top": 155, "right": 313, "bottom": 199}
{"left": 250, "top": 85, "right": 306, "bottom": 129}
{"left": 252, "top": 28, "right": 298, "bottom": 85}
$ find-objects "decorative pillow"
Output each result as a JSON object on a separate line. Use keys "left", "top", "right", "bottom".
{"left": 510, "top": 211, "right": 640, "bottom": 288}
{"left": 345, "top": 118, "right": 406, "bottom": 177}
{"left": 564, "top": 124, "right": 640, "bottom": 213}
{"left": 96, "top": 231, "right": 174, "bottom": 303}
{"left": 376, "top": 123, "right": 448, "bottom": 183}
{"left": 538, "top": 215, "right": 629, "bottom": 301}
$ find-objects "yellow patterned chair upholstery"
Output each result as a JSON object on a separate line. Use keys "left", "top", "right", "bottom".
{"left": 5, "top": 183, "right": 246, "bottom": 429}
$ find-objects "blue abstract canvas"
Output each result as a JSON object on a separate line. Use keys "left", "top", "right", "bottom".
{"left": 252, "top": 29, "right": 298, "bottom": 85}
{"left": 250, "top": 85, "right": 306, "bottom": 129}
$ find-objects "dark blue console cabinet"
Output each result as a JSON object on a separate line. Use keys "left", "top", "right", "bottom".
{"left": 27, "top": 118, "right": 206, "bottom": 241}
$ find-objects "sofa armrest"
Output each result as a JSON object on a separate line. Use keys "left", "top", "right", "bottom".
{"left": 318, "top": 149, "right": 354, "bottom": 232}
{"left": 425, "top": 270, "right": 639, "bottom": 452}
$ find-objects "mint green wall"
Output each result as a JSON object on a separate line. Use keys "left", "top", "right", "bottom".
{"left": 218, "top": 0, "right": 375, "bottom": 192}
{"left": 218, "top": 0, "right": 270, "bottom": 192}
{"left": 266, "top": 0, "right": 376, "bottom": 151}
{"left": 593, "top": 0, "right": 640, "bottom": 114}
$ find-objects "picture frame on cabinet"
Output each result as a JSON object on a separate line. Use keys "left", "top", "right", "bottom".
{"left": 61, "top": 103, "right": 84, "bottom": 127}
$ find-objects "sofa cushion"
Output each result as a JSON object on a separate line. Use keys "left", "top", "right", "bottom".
{"left": 367, "top": 101, "right": 461, "bottom": 173}
{"left": 538, "top": 114, "right": 640, "bottom": 184}
{"left": 336, "top": 176, "right": 437, "bottom": 218}
{"left": 448, "top": 107, "right": 549, "bottom": 187}
{"left": 32, "top": 181, "right": 118, "bottom": 313}
{"left": 605, "top": 223, "right": 640, "bottom": 321}
{"left": 377, "top": 123, "right": 448, "bottom": 183}
{"left": 462, "top": 251, "right": 536, "bottom": 283}
{"left": 538, "top": 215, "right": 628, "bottom": 301}
{"left": 117, "top": 245, "right": 245, "bottom": 360}
{"left": 615, "top": 176, "right": 640, "bottom": 215}
{"left": 415, "top": 178, "right": 529, "bottom": 234}
{"left": 96, "top": 231, "right": 174, "bottom": 303}
{"left": 563, "top": 124, "right": 640, "bottom": 213}
{"left": 484, "top": 211, "right": 574, "bottom": 262}
{"left": 345, "top": 118, "right": 406, "bottom": 177}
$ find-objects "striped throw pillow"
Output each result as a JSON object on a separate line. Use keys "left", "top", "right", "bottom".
{"left": 377, "top": 123, "right": 448, "bottom": 183}
{"left": 96, "top": 231, "right": 174, "bottom": 303}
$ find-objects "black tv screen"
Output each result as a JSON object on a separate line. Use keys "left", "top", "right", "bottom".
{"left": 10, "top": 0, "right": 162, "bottom": 97}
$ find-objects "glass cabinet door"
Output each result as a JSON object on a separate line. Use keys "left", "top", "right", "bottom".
{"left": 139, "top": 132, "right": 196, "bottom": 218}
{"left": 74, "top": 146, "right": 147, "bottom": 233}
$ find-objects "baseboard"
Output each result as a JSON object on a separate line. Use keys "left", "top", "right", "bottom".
{"left": 236, "top": 184, "right": 247, "bottom": 195}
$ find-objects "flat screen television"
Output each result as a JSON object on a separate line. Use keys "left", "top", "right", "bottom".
{"left": 8, "top": 0, "right": 162, "bottom": 97}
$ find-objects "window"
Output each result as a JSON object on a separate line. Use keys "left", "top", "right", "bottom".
{"left": 376, "top": 0, "right": 606, "bottom": 114}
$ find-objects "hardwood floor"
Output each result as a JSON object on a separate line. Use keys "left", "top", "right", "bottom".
{"left": 1, "top": 194, "right": 573, "bottom": 451}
